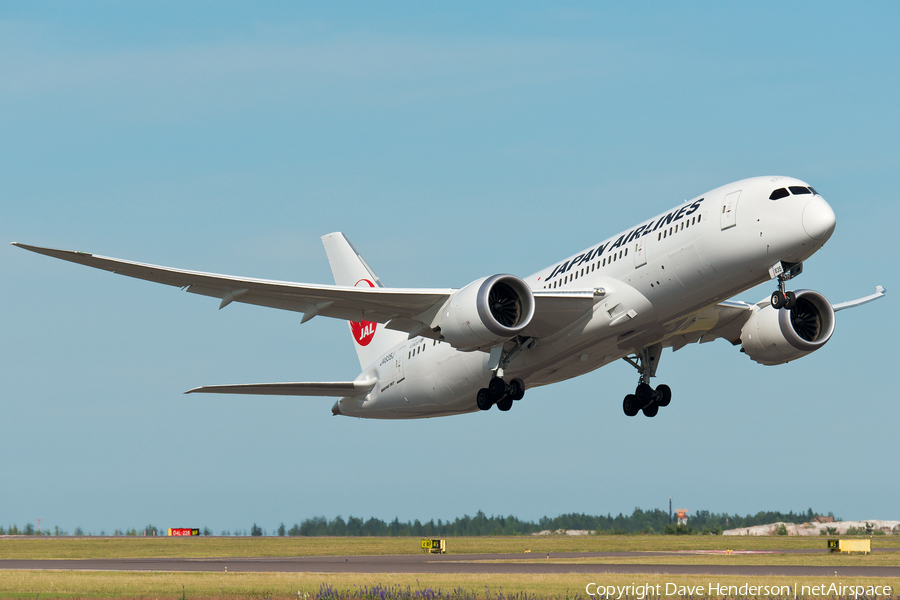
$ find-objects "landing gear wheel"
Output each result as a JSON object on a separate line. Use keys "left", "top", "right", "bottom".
{"left": 488, "top": 377, "right": 507, "bottom": 401}
{"left": 784, "top": 291, "right": 797, "bottom": 309}
{"left": 497, "top": 396, "right": 514, "bottom": 411}
{"left": 635, "top": 383, "right": 654, "bottom": 406}
{"left": 642, "top": 402, "right": 659, "bottom": 417}
{"left": 655, "top": 384, "right": 672, "bottom": 407}
{"left": 771, "top": 291, "right": 786, "bottom": 309}
{"left": 623, "top": 394, "right": 640, "bottom": 417}
{"left": 476, "top": 388, "right": 492, "bottom": 411}
{"left": 508, "top": 378, "right": 525, "bottom": 401}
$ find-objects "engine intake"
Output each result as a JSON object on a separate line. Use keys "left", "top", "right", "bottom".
{"left": 740, "top": 289, "right": 835, "bottom": 365}
{"left": 437, "top": 274, "right": 535, "bottom": 351}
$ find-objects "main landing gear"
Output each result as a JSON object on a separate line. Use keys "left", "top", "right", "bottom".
{"left": 770, "top": 262, "right": 803, "bottom": 310}
{"left": 622, "top": 343, "right": 671, "bottom": 418}
{"left": 477, "top": 377, "right": 525, "bottom": 412}
{"left": 477, "top": 337, "right": 535, "bottom": 413}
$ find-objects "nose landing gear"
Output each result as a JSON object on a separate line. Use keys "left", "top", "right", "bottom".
{"left": 769, "top": 262, "right": 803, "bottom": 309}
{"left": 622, "top": 344, "right": 671, "bottom": 418}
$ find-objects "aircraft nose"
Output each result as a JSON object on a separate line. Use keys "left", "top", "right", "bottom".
{"left": 802, "top": 195, "right": 836, "bottom": 241}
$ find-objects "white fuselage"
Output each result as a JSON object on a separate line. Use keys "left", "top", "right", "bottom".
{"left": 333, "top": 176, "right": 836, "bottom": 418}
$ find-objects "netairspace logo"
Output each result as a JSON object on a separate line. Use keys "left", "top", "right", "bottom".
{"left": 585, "top": 582, "right": 893, "bottom": 599}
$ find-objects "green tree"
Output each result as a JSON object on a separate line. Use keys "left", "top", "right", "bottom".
{"left": 277, "top": 523, "right": 286, "bottom": 536}
{"left": 250, "top": 523, "right": 263, "bottom": 536}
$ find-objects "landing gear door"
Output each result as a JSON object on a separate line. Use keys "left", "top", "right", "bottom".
{"left": 720, "top": 190, "right": 741, "bottom": 230}
{"left": 633, "top": 239, "right": 647, "bottom": 268}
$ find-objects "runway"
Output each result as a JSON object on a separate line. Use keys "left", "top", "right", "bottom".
{"left": 2, "top": 551, "right": 899, "bottom": 577}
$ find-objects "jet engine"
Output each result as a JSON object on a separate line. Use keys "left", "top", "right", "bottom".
{"left": 437, "top": 274, "right": 535, "bottom": 351}
{"left": 740, "top": 289, "right": 835, "bottom": 365}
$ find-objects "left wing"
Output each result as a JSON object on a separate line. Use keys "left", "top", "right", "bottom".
{"left": 663, "top": 286, "right": 887, "bottom": 350}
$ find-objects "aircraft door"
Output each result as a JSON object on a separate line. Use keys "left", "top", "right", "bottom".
{"left": 394, "top": 346, "right": 406, "bottom": 385}
{"left": 633, "top": 239, "right": 647, "bottom": 268}
{"left": 720, "top": 190, "right": 741, "bottom": 230}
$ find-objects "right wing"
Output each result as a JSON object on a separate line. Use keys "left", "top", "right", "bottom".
{"left": 12, "top": 243, "right": 452, "bottom": 325}
{"left": 12, "top": 243, "right": 605, "bottom": 345}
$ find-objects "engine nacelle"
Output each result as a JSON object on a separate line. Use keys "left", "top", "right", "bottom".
{"left": 437, "top": 274, "right": 535, "bottom": 351}
{"left": 740, "top": 289, "right": 835, "bottom": 365}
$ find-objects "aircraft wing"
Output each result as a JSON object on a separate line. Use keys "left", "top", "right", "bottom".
{"left": 663, "top": 287, "right": 887, "bottom": 351}
{"left": 13, "top": 243, "right": 607, "bottom": 340}
{"left": 185, "top": 378, "right": 376, "bottom": 397}
{"left": 12, "top": 243, "right": 452, "bottom": 325}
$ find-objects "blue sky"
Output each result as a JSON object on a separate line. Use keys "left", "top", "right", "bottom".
{"left": 2, "top": 2, "right": 897, "bottom": 535}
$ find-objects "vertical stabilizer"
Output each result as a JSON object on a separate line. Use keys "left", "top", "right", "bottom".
{"left": 322, "top": 233, "right": 407, "bottom": 369}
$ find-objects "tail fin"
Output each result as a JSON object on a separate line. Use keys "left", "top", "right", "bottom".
{"left": 322, "top": 233, "right": 408, "bottom": 369}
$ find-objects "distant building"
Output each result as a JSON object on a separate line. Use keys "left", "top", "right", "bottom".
{"left": 811, "top": 516, "right": 834, "bottom": 524}
{"left": 674, "top": 509, "right": 689, "bottom": 525}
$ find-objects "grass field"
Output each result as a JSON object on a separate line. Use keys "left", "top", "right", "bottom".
{"left": 1, "top": 570, "right": 898, "bottom": 600}
{"left": 0, "top": 536, "right": 897, "bottom": 599}
{"left": 1, "top": 535, "right": 898, "bottom": 560}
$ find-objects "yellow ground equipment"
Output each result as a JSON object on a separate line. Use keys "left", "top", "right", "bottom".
{"left": 828, "top": 539, "right": 870, "bottom": 554}
{"left": 421, "top": 539, "right": 446, "bottom": 554}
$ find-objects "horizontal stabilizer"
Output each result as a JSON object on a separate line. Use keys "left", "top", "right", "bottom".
{"left": 185, "top": 378, "right": 376, "bottom": 397}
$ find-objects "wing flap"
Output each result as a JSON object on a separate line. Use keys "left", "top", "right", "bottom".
{"left": 523, "top": 290, "right": 597, "bottom": 338}
{"left": 185, "top": 378, "right": 376, "bottom": 397}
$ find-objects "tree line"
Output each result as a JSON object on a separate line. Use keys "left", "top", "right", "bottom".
{"left": 264, "top": 507, "right": 834, "bottom": 537}
{"left": 2, "top": 508, "right": 837, "bottom": 537}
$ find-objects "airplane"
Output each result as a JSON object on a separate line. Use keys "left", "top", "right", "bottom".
{"left": 13, "top": 176, "right": 886, "bottom": 419}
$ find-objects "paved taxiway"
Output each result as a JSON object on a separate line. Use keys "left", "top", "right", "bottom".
{"left": 2, "top": 550, "right": 899, "bottom": 577}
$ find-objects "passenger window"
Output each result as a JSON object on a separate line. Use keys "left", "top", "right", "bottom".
{"left": 789, "top": 186, "right": 811, "bottom": 195}
{"left": 769, "top": 188, "right": 790, "bottom": 200}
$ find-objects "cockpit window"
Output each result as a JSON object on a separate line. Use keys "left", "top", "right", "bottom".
{"left": 789, "top": 186, "right": 812, "bottom": 195}
{"left": 808, "top": 186, "right": 818, "bottom": 195}
{"left": 769, "top": 188, "right": 790, "bottom": 200}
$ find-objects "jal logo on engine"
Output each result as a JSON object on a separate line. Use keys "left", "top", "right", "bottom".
{"left": 350, "top": 279, "right": 377, "bottom": 346}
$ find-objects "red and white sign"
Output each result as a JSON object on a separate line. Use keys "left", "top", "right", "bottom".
{"left": 350, "top": 279, "right": 377, "bottom": 346}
